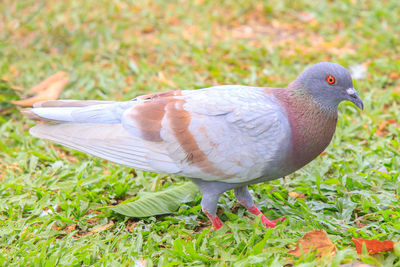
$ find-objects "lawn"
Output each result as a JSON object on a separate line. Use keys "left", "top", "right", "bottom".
{"left": 1, "top": 0, "right": 400, "bottom": 266}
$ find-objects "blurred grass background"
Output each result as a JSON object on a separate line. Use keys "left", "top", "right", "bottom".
{"left": 1, "top": 0, "right": 400, "bottom": 266}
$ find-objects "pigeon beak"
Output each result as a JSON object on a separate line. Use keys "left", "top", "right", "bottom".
{"left": 346, "top": 88, "right": 364, "bottom": 110}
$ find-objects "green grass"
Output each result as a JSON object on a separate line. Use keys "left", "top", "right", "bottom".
{"left": 1, "top": 0, "right": 400, "bottom": 266}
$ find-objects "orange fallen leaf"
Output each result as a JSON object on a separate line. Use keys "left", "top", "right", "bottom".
{"left": 156, "top": 71, "right": 177, "bottom": 87}
{"left": 288, "top": 191, "right": 307, "bottom": 199}
{"left": 387, "top": 119, "right": 398, "bottom": 125}
{"left": 12, "top": 74, "right": 69, "bottom": 107}
{"left": 355, "top": 220, "right": 367, "bottom": 228}
{"left": 389, "top": 72, "right": 399, "bottom": 80}
{"left": 376, "top": 119, "right": 400, "bottom": 137}
{"left": 52, "top": 222, "right": 61, "bottom": 231}
{"left": 29, "top": 71, "right": 67, "bottom": 93}
{"left": 126, "top": 221, "right": 137, "bottom": 233}
{"left": 352, "top": 238, "right": 395, "bottom": 255}
{"left": 90, "top": 221, "right": 114, "bottom": 234}
{"left": 376, "top": 120, "right": 388, "bottom": 137}
{"left": 64, "top": 224, "right": 77, "bottom": 233}
{"left": 11, "top": 86, "right": 24, "bottom": 91}
{"left": 288, "top": 230, "right": 336, "bottom": 257}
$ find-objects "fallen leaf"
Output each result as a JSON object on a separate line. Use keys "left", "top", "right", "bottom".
{"left": 352, "top": 238, "right": 395, "bottom": 255}
{"left": 126, "top": 221, "right": 137, "bottom": 233}
{"left": 52, "top": 222, "right": 60, "bottom": 231}
{"left": 289, "top": 191, "right": 307, "bottom": 199}
{"left": 12, "top": 73, "right": 69, "bottom": 106}
{"left": 29, "top": 71, "right": 67, "bottom": 93}
{"left": 90, "top": 221, "right": 114, "bottom": 234}
{"left": 355, "top": 220, "right": 367, "bottom": 228}
{"left": 389, "top": 72, "right": 399, "bottom": 80}
{"left": 64, "top": 224, "right": 77, "bottom": 233}
{"left": 376, "top": 120, "right": 388, "bottom": 137}
{"left": 387, "top": 119, "right": 399, "bottom": 125}
{"left": 142, "top": 24, "right": 155, "bottom": 34}
{"left": 86, "top": 218, "right": 99, "bottom": 225}
{"left": 112, "top": 182, "right": 199, "bottom": 217}
{"left": 11, "top": 86, "right": 23, "bottom": 91}
{"left": 297, "top": 11, "right": 316, "bottom": 23}
{"left": 288, "top": 230, "right": 336, "bottom": 257}
{"left": 376, "top": 119, "right": 399, "bottom": 136}
{"left": 156, "top": 71, "right": 177, "bottom": 87}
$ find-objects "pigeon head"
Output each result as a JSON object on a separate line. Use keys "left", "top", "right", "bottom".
{"left": 293, "top": 62, "right": 363, "bottom": 111}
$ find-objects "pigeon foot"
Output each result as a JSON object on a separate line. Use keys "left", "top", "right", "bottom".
{"left": 248, "top": 205, "right": 286, "bottom": 228}
{"left": 203, "top": 210, "right": 223, "bottom": 230}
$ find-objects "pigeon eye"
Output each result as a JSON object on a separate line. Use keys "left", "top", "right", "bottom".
{"left": 326, "top": 75, "right": 336, "bottom": 85}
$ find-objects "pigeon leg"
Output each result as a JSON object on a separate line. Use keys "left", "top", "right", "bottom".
{"left": 234, "top": 186, "right": 285, "bottom": 228}
{"left": 201, "top": 192, "right": 223, "bottom": 230}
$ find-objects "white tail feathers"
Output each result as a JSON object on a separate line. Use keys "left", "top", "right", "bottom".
{"left": 33, "top": 99, "right": 115, "bottom": 108}
{"left": 25, "top": 99, "right": 136, "bottom": 124}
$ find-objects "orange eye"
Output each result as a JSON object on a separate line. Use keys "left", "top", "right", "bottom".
{"left": 326, "top": 75, "right": 336, "bottom": 85}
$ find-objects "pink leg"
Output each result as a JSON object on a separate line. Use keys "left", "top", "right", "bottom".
{"left": 234, "top": 186, "right": 285, "bottom": 228}
{"left": 203, "top": 210, "right": 223, "bottom": 230}
{"left": 247, "top": 205, "right": 286, "bottom": 228}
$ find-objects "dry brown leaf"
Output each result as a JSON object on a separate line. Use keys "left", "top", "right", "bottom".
{"left": 65, "top": 224, "right": 77, "bottom": 233}
{"left": 53, "top": 145, "right": 78, "bottom": 163}
{"left": 297, "top": 11, "right": 316, "bottom": 23}
{"left": 355, "top": 220, "right": 367, "bottom": 228}
{"left": 389, "top": 72, "right": 399, "bottom": 80}
{"left": 288, "top": 230, "right": 336, "bottom": 257}
{"left": 156, "top": 71, "right": 177, "bottom": 87}
{"left": 352, "top": 238, "right": 395, "bottom": 255}
{"left": 288, "top": 191, "right": 307, "bottom": 199}
{"left": 21, "top": 228, "right": 35, "bottom": 239}
{"left": 12, "top": 72, "right": 69, "bottom": 107}
{"left": 86, "top": 218, "right": 99, "bottom": 225}
{"left": 376, "top": 120, "right": 388, "bottom": 137}
{"left": 90, "top": 221, "right": 114, "bottom": 234}
{"left": 52, "top": 222, "right": 61, "bottom": 231}
{"left": 87, "top": 209, "right": 101, "bottom": 215}
{"left": 11, "top": 85, "right": 24, "bottom": 91}
{"left": 28, "top": 71, "right": 66, "bottom": 93}
{"left": 376, "top": 119, "right": 399, "bottom": 137}
{"left": 126, "top": 221, "right": 137, "bottom": 233}
{"left": 12, "top": 76, "right": 69, "bottom": 106}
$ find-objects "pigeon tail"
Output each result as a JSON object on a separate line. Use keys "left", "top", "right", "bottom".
{"left": 23, "top": 99, "right": 135, "bottom": 124}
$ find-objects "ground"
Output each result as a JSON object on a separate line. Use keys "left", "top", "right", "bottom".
{"left": 1, "top": 0, "right": 400, "bottom": 266}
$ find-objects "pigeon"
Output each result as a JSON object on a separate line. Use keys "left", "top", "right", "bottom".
{"left": 23, "top": 62, "right": 363, "bottom": 230}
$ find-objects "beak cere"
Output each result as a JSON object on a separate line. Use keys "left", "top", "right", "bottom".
{"left": 346, "top": 88, "right": 364, "bottom": 110}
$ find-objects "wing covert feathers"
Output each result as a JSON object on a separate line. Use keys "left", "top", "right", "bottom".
{"left": 30, "top": 123, "right": 181, "bottom": 174}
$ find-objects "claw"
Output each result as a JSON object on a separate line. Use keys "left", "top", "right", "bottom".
{"left": 248, "top": 205, "right": 285, "bottom": 228}
{"left": 271, "top": 216, "right": 286, "bottom": 224}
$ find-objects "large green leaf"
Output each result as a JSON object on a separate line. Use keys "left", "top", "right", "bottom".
{"left": 111, "top": 182, "right": 200, "bottom": 217}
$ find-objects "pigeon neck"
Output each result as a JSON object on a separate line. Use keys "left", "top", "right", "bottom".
{"left": 273, "top": 87, "right": 338, "bottom": 170}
